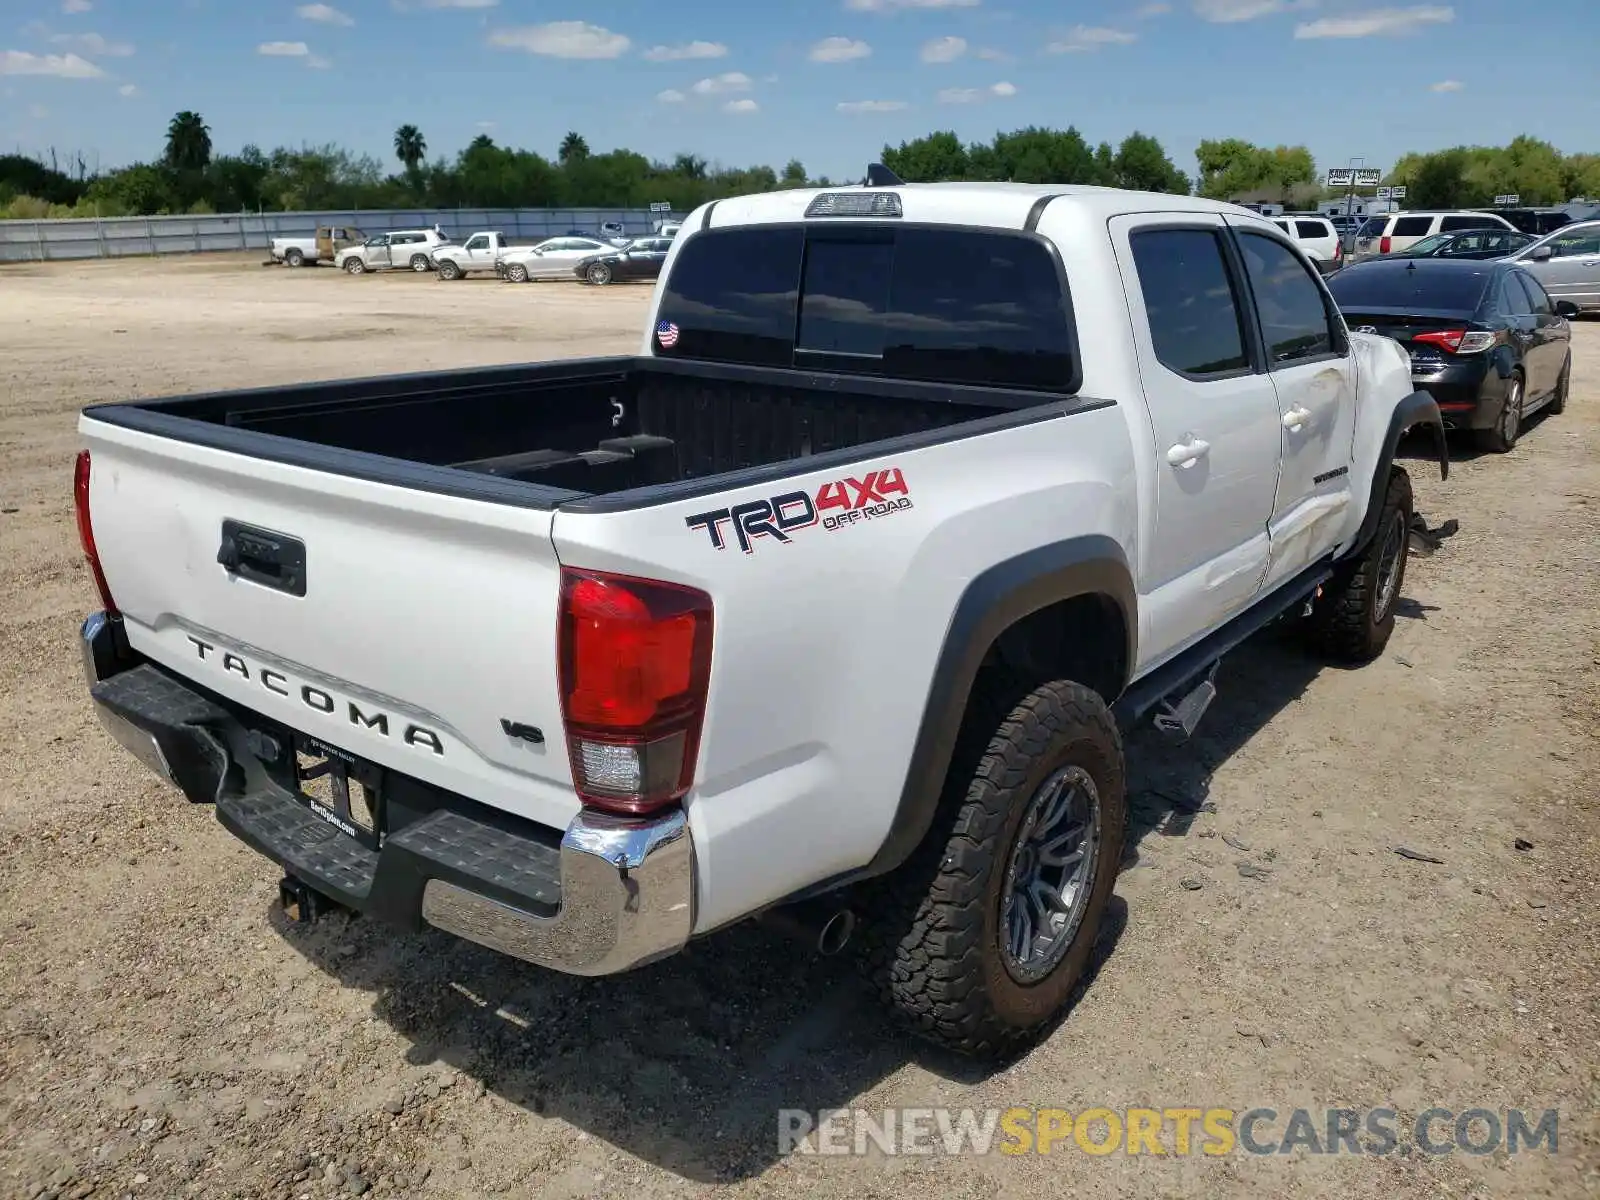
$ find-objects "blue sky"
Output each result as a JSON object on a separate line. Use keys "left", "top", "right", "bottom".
{"left": 2, "top": 1, "right": 1595, "bottom": 186}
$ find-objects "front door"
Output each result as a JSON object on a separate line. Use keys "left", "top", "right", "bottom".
{"left": 1110, "top": 214, "right": 1286, "bottom": 670}
{"left": 1228, "top": 224, "right": 1358, "bottom": 590}
{"left": 462, "top": 234, "right": 491, "bottom": 267}
{"left": 1510, "top": 271, "right": 1565, "bottom": 399}
{"left": 1527, "top": 226, "right": 1600, "bottom": 309}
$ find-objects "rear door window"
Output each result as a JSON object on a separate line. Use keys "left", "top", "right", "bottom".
{"left": 1295, "top": 220, "right": 1329, "bottom": 239}
{"left": 1127, "top": 228, "right": 1250, "bottom": 377}
{"left": 656, "top": 225, "right": 1077, "bottom": 390}
{"left": 1441, "top": 215, "right": 1493, "bottom": 233}
{"left": 1392, "top": 216, "right": 1433, "bottom": 237}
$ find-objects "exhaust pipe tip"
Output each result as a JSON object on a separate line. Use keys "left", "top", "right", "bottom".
{"left": 817, "top": 909, "right": 855, "bottom": 957}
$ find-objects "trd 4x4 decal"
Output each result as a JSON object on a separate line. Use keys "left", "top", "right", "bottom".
{"left": 686, "top": 467, "right": 913, "bottom": 554}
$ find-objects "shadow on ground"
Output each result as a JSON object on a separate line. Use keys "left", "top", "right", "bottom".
{"left": 271, "top": 490, "right": 1465, "bottom": 1183}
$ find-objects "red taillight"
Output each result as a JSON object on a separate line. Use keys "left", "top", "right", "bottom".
{"left": 1334, "top": 240, "right": 1343, "bottom": 261}
{"left": 73, "top": 450, "right": 117, "bottom": 615}
{"left": 1379, "top": 235, "right": 1392, "bottom": 254}
{"left": 1413, "top": 329, "right": 1466, "bottom": 352}
{"left": 557, "top": 567, "right": 713, "bottom": 815}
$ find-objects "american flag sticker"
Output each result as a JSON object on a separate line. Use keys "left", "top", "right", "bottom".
{"left": 656, "top": 320, "right": 680, "bottom": 348}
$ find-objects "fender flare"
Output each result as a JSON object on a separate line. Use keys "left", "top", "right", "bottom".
{"left": 1344, "top": 389, "right": 1447, "bottom": 560}
{"left": 857, "top": 534, "right": 1137, "bottom": 880}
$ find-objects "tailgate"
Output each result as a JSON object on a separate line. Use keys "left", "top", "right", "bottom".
{"left": 80, "top": 415, "right": 580, "bottom": 832}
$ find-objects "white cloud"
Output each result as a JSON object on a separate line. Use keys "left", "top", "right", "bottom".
{"left": 657, "top": 87, "right": 686, "bottom": 102}
{"left": 809, "top": 36, "right": 870, "bottom": 61}
{"left": 1294, "top": 6, "right": 1453, "bottom": 38}
{"left": 62, "top": 0, "right": 91, "bottom": 11}
{"left": 690, "top": 71, "right": 751, "bottom": 95}
{"left": 642, "top": 40, "right": 727, "bottom": 61}
{"left": 1193, "top": 0, "right": 1313, "bottom": 21}
{"left": 487, "top": 22, "right": 630, "bottom": 58}
{"left": 1138, "top": 2, "right": 1172, "bottom": 13}
{"left": 846, "top": 0, "right": 978, "bottom": 10}
{"left": 837, "top": 99, "right": 909, "bottom": 112}
{"left": 0, "top": 49, "right": 104, "bottom": 77}
{"left": 724, "top": 98, "right": 758, "bottom": 113}
{"left": 919, "top": 35, "right": 966, "bottom": 62}
{"left": 1429, "top": 78, "right": 1462, "bottom": 92}
{"left": 476, "top": 119, "right": 495, "bottom": 127}
{"left": 118, "top": 82, "right": 138, "bottom": 96}
{"left": 974, "top": 46, "right": 1010, "bottom": 60}
{"left": 1047, "top": 25, "right": 1136, "bottom": 52}
{"left": 296, "top": 4, "right": 355, "bottom": 25}
{"left": 258, "top": 41, "right": 310, "bottom": 56}
{"left": 49, "top": 31, "right": 134, "bottom": 55}
{"left": 306, "top": 54, "right": 332, "bottom": 68}
{"left": 937, "top": 81, "right": 1015, "bottom": 103}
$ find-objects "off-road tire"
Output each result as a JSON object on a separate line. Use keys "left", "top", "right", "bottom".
{"left": 285, "top": 248, "right": 304, "bottom": 267}
{"left": 1308, "top": 466, "right": 1413, "bottom": 663}
{"left": 1475, "top": 372, "right": 1522, "bottom": 453}
{"left": 1547, "top": 355, "right": 1569, "bottom": 415}
{"left": 855, "top": 676, "right": 1125, "bottom": 1059}
{"left": 437, "top": 260, "right": 461, "bottom": 281}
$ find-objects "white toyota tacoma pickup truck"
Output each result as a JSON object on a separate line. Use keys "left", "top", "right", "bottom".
{"left": 75, "top": 173, "right": 1447, "bottom": 1057}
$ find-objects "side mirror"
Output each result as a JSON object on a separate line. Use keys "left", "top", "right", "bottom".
{"left": 1554, "top": 300, "right": 1580, "bottom": 320}
{"left": 1531, "top": 246, "right": 1553, "bottom": 262}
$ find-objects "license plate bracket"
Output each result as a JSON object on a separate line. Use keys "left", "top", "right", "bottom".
{"left": 292, "top": 735, "right": 385, "bottom": 850}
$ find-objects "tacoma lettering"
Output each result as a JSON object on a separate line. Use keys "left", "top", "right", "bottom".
{"left": 184, "top": 635, "right": 443, "bottom": 756}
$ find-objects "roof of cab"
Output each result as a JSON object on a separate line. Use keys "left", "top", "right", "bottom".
{"left": 698, "top": 181, "right": 1268, "bottom": 233}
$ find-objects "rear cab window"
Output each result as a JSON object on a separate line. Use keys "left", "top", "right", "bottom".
{"left": 654, "top": 224, "right": 1078, "bottom": 392}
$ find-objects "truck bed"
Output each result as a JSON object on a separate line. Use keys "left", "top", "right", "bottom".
{"left": 82, "top": 356, "right": 1062, "bottom": 511}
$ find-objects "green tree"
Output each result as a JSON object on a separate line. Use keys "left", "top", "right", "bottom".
{"left": 393, "top": 124, "right": 427, "bottom": 190}
{"left": 559, "top": 132, "right": 590, "bottom": 166}
{"left": 163, "top": 111, "right": 212, "bottom": 171}
{"left": 1112, "top": 132, "right": 1189, "bottom": 193}
{"left": 781, "top": 159, "right": 808, "bottom": 187}
{"left": 881, "top": 131, "right": 969, "bottom": 182}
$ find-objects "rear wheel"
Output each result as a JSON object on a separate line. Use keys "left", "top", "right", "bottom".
{"left": 1546, "top": 355, "right": 1570, "bottom": 415}
{"left": 1308, "top": 466, "right": 1413, "bottom": 663}
{"left": 1475, "top": 373, "right": 1522, "bottom": 453}
{"left": 856, "top": 676, "right": 1125, "bottom": 1058}
{"left": 410, "top": 254, "right": 431, "bottom": 273}
{"left": 285, "top": 248, "right": 304, "bottom": 267}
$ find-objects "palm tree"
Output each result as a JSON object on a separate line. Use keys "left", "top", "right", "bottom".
{"left": 393, "top": 124, "right": 427, "bottom": 174}
{"left": 559, "top": 132, "right": 589, "bottom": 166}
{"left": 163, "top": 111, "right": 212, "bottom": 171}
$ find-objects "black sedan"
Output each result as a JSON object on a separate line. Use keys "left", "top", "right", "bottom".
{"left": 1390, "top": 228, "right": 1535, "bottom": 261}
{"left": 573, "top": 237, "right": 674, "bottom": 286}
{"left": 1328, "top": 258, "right": 1577, "bottom": 452}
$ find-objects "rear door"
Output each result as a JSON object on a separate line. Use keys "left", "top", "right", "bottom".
{"left": 1229, "top": 223, "right": 1358, "bottom": 587}
{"left": 364, "top": 235, "right": 392, "bottom": 269}
{"left": 78, "top": 419, "right": 578, "bottom": 832}
{"left": 1510, "top": 271, "right": 1566, "bottom": 397}
{"left": 1110, "top": 214, "right": 1284, "bottom": 660}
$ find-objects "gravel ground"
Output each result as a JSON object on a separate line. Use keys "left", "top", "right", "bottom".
{"left": 0, "top": 253, "right": 1595, "bottom": 1200}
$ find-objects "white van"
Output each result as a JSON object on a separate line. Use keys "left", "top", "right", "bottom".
{"left": 1353, "top": 211, "right": 1516, "bottom": 262}
{"left": 1272, "top": 214, "right": 1342, "bottom": 273}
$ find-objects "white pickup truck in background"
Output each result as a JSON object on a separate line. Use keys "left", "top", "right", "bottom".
{"left": 267, "top": 224, "right": 365, "bottom": 268}
{"left": 431, "top": 231, "right": 534, "bottom": 280}
{"left": 75, "top": 174, "right": 1447, "bottom": 1058}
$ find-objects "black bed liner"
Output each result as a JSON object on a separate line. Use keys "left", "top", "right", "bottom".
{"left": 83, "top": 355, "right": 1108, "bottom": 514}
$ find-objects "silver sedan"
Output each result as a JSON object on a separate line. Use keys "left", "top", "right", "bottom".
{"left": 1501, "top": 219, "right": 1600, "bottom": 314}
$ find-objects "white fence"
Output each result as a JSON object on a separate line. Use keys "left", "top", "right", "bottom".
{"left": 0, "top": 207, "right": 683, "bottom": 264}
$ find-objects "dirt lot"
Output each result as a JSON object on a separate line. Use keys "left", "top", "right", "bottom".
{"left": 0, "top": 253, "right": 1595, "bottom": 1200}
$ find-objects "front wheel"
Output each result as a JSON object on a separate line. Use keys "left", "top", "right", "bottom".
{"left": 585, "top": 261, "right": 613, "bottom": 286}
{"left": 343, "top": 257, "right": 365, "bottom": 275}
{"left": 856, "top": 677, "right": 1125, "bottom": 1058}
{"left": 437, "top": 260, "right": 461, "bottom": 281}
{"left": 1308, "top": 466, "right": 1413, "bottom": 663}
{"left": 505, "top": 263, "right": 529, "bottom": 283}
{"left": 1546, "top": 355, "right": 1569, "bottom": 415}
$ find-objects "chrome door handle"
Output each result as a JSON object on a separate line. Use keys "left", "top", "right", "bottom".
{"left": 1282, "top": 405, "right": 1312, "bottom": 430}
{"left": 1166, "top": 438, "right": 1211, "bottom": 467}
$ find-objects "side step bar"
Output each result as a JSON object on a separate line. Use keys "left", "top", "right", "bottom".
{"left": 1113, "top": 560, "right": 1333, "bottom": 736}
